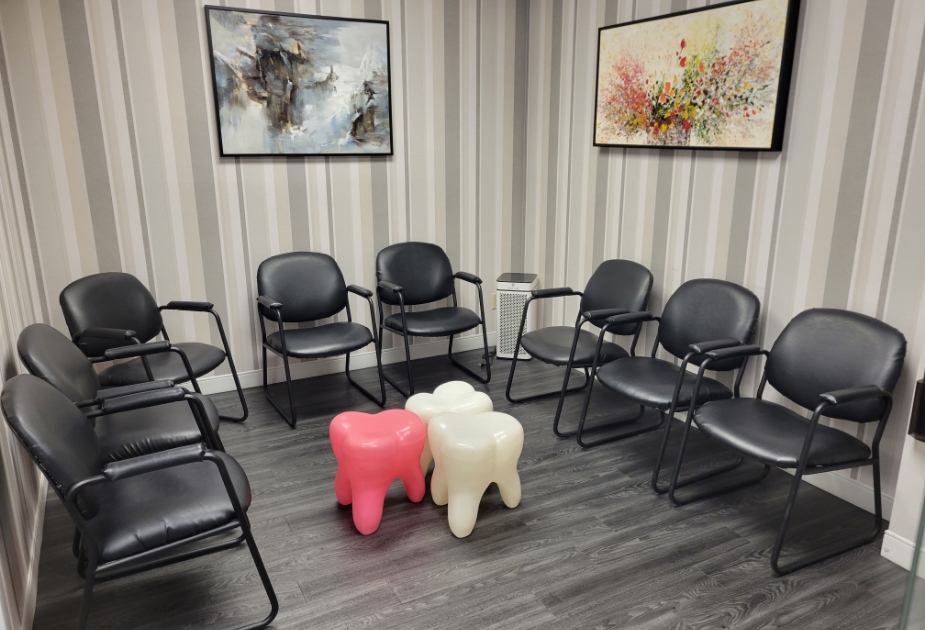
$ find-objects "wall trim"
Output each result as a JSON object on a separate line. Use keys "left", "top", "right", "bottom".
{"left": 20, "top": 476, "right": 46, "bottom": 630}
{"left": 196, "top": 333, "right": 497, "bottom": 395}
{"left": 882, "top": 528, "right": 918, "bottom": 571}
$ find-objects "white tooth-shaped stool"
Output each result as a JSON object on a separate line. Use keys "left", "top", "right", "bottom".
{"left": 428, "top": 411, "right": 524, "bottom": 538}
{"left": 405, "top": 381, "right": 493, "bottom": 474}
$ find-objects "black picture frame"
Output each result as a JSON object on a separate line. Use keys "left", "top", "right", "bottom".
{"left": 592, "top": 0, "right": 800, "bottom": 152}
{"left": 204, "top": 5, "right": 394, "bottom": 157}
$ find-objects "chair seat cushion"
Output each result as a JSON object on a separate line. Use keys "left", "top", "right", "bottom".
{"left": 86, "top": 452, "right": 251, "bottom": 563}
{"left": 98, "top": 342, "right": 226, "bottom": 387}
{"left": 384, "top": 307, "right": 481, "bottom": 337}
{"left": 596, "top": 357, "right": 731, "bottom": 409}
{"left": 520, "top": 326, "right": 628, "bottom": 367}
{"left": 266, "top": 322, "right": 373, "bottom": 358}
{"left": 95, "top": 394, "right": 221, "bottom": 462}
{"left": 693, "top": 398, "right": 872, "bottom": 468}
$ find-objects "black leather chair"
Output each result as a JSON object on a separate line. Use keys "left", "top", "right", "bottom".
{"left": 376, "top": 242, "right": 490, "bottom": 397}
{"left": 504, "top": 259, "right": 653, "bottom": 440}
{"left": 59, "top": 272, "right": 248, "bottom": 422}
{"left": 578, "top": 279, "right": 760, "bottom": 451}
{"left": 0, "top": 375, "right": 278, "bottom": 630}
{"left": 256, "top": 252, "right": 385, "bottom": 427}
{"left": 668, "top": 308, "right": 906, "bottom": 575}
{"left": 17, "top": 323, "right": 223, "bottom": 457}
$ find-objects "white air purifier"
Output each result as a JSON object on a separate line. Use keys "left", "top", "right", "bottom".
{"left": 496, "top": 273, "right": 539, "bottom": 359}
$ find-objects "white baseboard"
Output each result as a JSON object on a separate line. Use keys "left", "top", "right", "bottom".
{"left": 196, "top": 332, "right": 497, "bottom": 396}
{"left": 781, "top": 466, "right": 894, "bottom": 521}
{"left": 882, "top": 528, "right": 919, "bottom": 571}
{"left": 21, "top": 477, "right": 46, "bottom": 630}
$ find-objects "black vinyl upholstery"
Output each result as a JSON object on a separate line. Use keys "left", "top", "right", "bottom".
{"left": 384, "top": 307, "right": 481, "bottom": 337}
{"left": 60, "top": 273, "right": 163, "bottom": 356}
{"left": 694, "top": 399, "right": 871, "bottom": 468}
{"left": 265, "top": 322, "right": 373, "bottom": 358}
{"left": 87, "top": 451, "right": 250, "bottom": 563}
{"left": 580, "top": 260, "right": 654, "bottom": 333}
{"left": 658, "top": 279, "right": 760, "bottom": 369}
{"left": 376, "top": 242, "right": 456, "bottom": 306}
{"left": 17, "top": 324, "right": 218, "bottom": 461}
{"left": 765, "top": 309, "right": 907, "bottom": 422}
{"left": 521, "top": 326, "right": 628, "bottom": 367}
{"left": 597, "top": 357, "right": 731, "bottom": 409}
{"left": 257, "top": 253, "right": 349, "bottom": 322}
{"left": 98, "top": 342, "right": 226, "bottom": 387}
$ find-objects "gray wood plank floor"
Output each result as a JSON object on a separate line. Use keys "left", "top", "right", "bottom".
{"left": 32, "top": 351, "right": 908, "bottom": 629}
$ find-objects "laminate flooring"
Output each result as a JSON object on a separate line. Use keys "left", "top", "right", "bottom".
{"left": 32, "top": 351, "right": 908, "bottom": 629}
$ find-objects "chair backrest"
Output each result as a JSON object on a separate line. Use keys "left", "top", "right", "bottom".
{"left": 17, "top": 323, "right": 100, "bottom": 403}
{"left": 257, "top": 252, "right": 348, "bottom": 323}
{"left": 1, "top": 375, "right": 103, "bottom": 518}
{"left": 659, "top": 279, "right": 760, "bottom": 370}
{"left": 766, "top": 308, "right": 906, "bottom": 422}
{"left": 60, "top": 272, "right": 163, "bottom": 357}
{"left": 579, "top": 259, "right": 653, "bottom": 333}
{"left": 376, "top": 242, "right": 455, "bottom": 306}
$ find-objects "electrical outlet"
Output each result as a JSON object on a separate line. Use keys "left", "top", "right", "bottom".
{"left": 492, "top": 292, "right": 497, "bottom": 310}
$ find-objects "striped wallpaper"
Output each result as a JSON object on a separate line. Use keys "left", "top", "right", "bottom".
{"left": 2, "top": 0, "right": 925, "bottom": 624}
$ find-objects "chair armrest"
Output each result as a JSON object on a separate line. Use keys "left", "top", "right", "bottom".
{"left": 454, "top": 271, "right": 482, "bottom": 284}
{"left": 161, "top": 300, "right": 214, "bottom": 312}
{"left": 257, "top": 295, "right": 282, "bottom": 310}
{"left": 75, "top": 327, "right": 137, "bottom": 342}
{"left": 606, "top": 311, "right": 655, "bottom": 326}
{"left": 99, "top": 387, "right": 187, "bottom": 415}
{"left": 820, "top": 385, "right": 890, "bottom": 406}
{"left": 532, "top": 287, "right": 575, "bottom": 298}
{"left": 703, "top": 344, "right": 764, "bottom": 361}
{"left": 347, "top": 284, "right": 373, "bottom": 298}
{"left": 689, "top": 338, "right": 742, "bottom": 355}
{"left": 378, "top": 280, "right": 403, "bottom": 293}
{"left": 95, "top": 380, "right": 175, "bottom": 402}
{"left": 583, "top": 307, "right": 628, "bottom": 321}
{"left": 103, "top": 340, "right": 171, "bottom": 361}
{"left": 102, "top": 444, "right": 206, "bottom": 482}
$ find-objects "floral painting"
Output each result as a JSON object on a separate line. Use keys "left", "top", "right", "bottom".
{"left": 594, "top": 0, "right": 798, "bottom": 150}
{"left": 205, "top": 7, "right": 392, "bottom": 156}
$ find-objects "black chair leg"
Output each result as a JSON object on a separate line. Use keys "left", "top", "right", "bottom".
{"left": 220, "top": 353, "right": 249, "bottom": 423}
{"left": 77, "top": 554, "right": 98, "bottom": 630}
{"left": 448, "top": 332, "right": 491, "bottom": 384}
{"left": 240, "top": 524, "right": 280, "bottom": 629}
{"left": 552, "top": 367, "right": 591, "bottom": 438}
{"left": 72, "top": 528, "right": 82, "bottom": 558}
{"left": 505, "top": 341, "right": 589, "bottom": 406}
{"left": 769, "top": 462, "right": 883, "bottom": 576}
{"left": 567, "top": 372, "right": 662, "bottom": 447}
{"left": 667, "top": 410, "right": 770, "bottom": 506}
{"left": 381, "top": 326, "right": 415, "bottom": 398}
{"left": 345, "top": 350, "right": 387, "bottom": 407}
{"left": 263, "top": 346, "right": 298, "bottom": 428}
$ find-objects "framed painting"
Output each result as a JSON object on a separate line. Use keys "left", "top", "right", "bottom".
{"left": 205, "top": 6, "right": 393, "bottom": 156}
{"left": 593, "top": 0, "right": 800, "bottom": 151}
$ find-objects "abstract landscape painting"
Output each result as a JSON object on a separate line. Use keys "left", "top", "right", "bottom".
{"left": 594, "top": 0, "right": 798, "bottom": 151}
{"left": 205, "top": 7, "right": 392, "bottom": 156}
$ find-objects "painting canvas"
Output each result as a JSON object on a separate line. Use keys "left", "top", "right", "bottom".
{"left": 205, "top": 6, "right": 393, "bottom": 156}
{"left": 593, "top": 0, "right": 799, "bottom": 151}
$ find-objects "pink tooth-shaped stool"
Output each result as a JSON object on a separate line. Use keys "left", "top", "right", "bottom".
{"left": 329, "top": 409, "right": 427, "bottom": 535}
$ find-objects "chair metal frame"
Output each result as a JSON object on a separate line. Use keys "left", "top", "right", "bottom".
{"left": 376, "top": 271, "right": 491, "bottom": 398}
{"left": 257, "top": 285, "right": 386, "bottom": 428}
{"left": 504, "top": 287, "right": 641, "bottom": 444}
{"left": 667, "top": 344, "right": 893, "bottom": 575}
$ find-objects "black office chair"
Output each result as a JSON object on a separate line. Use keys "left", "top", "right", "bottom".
{"left": 18, "top": 323, "right": 223, "bottom": 457}
{"left": 376, "top": 242, "right": 490, "bottom": 397}
{"left": 0, "top": 375, "right": 278, "bottom": 630}
{"left": 668, "top": 308, "right": 906, "bottom": 575}
{"left": 59, "top": 272, "right": 248, "bottom": 422}
{"left": 504, "top": 259, "right": 653, "bottom": 440}
{"left": 256, "top": 252, "right": 385, "bottom": 427}
{"left": 579, "top": 279, "right": 760, "bottom": 451}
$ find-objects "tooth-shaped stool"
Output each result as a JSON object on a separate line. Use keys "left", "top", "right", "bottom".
{"left": 329, "top": 409, "right": 427, "bottom": 535}
{"left": 405, "top": 381, "right": 493, "bottom": 474}
{"left": 428, "top": 411, "right": 524, "bottom": 538}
